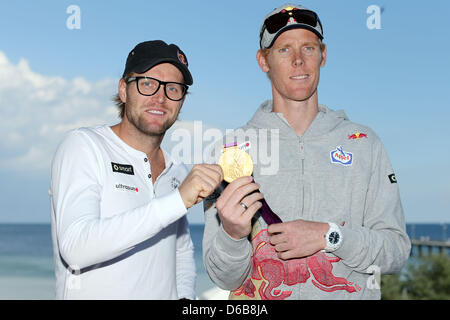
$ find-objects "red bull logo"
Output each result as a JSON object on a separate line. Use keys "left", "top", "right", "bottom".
{"left": 230, "top": 228, "right": 361, "bottom": 300}
{"left": 177, "top": 51, "right": 187, "bottom": 65}
{"left": 348, "top": 132, "right": 367, "bottom": 140}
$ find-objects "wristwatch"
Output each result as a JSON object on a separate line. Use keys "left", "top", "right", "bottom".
{"left": 324, "top": 222, "right": 343, "bottom": 252}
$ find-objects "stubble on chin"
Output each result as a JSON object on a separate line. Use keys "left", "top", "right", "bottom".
{"left": 125, "top": 105, "right": 180, "bottom": 138}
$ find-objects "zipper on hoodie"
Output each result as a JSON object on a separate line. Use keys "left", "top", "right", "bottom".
{"left": 299, "top": 141, "right": 305, "bottom": 174}
{"left": 299, "top": 138, "right": 305, "bottom": 217}
{"left": 298, "top": 138, "right": 305, "bottom": 299}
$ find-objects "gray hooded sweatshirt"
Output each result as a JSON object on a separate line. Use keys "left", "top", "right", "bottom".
{"left": 203, "top": 100, "right": 410, "bottom": 300}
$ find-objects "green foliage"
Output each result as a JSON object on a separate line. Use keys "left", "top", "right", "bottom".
{"left": 381, "top": 253, "right": 450, "bottom": 300}
{"left": 381, "top": 273, "right": 405, "bottom": 300}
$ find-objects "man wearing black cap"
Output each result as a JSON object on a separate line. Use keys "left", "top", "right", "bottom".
{"left": 203, "top": 4, "right": 410, "bottom": 299}
{"left": 50, "top": 40, "right": 223, "bottom": 299}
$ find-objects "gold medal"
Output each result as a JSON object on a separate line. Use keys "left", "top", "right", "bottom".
{"left": 218, "top": 146, "right": 253, "bottom": 183}
{"left": 218, "top": 143, "right": 282, "bottom": 225}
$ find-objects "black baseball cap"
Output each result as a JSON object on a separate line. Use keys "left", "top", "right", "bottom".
{"left": 122, "top": 40, "right": 193, "bottom": 85}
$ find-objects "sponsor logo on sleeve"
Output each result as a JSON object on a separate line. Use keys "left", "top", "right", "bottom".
{"left": 388, "top": 174, "right": 397, "bottom": 184}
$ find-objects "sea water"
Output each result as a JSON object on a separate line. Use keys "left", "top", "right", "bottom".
{"left": 0, "top": 223, "right": 448, "bottom": 299}
{"left": 0, "top": 224, "right": 54, "bottom": 299}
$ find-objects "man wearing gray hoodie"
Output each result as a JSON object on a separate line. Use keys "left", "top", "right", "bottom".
{"left": 202, "top": 4, "right": 410, "bottom": 299}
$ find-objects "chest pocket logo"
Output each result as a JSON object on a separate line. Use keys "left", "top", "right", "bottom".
{"left": 171, "top": 177, "right": 181, "bottom": 190}
{"left": 330, "top": 146, "right": 353, "bottom": 166}
{"left": 111, "top": 162, "right": 134, "bottom": 175}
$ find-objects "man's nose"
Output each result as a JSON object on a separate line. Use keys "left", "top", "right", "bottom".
{"left": 152, "top": 85, "right": 167, "bottom": 103}
{"left": 292, "top": 49, "right": 304, "bottom": 67}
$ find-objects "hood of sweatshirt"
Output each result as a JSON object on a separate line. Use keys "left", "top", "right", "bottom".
{"left": 246, "top": 100, "right": 349, "bottom": 140}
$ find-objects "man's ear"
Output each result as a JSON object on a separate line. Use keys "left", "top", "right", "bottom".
{"left": 118, "top": 78, "right": 127, "bottom": 103}
{"left": 256, "top": 50, "right": 270, "bottom": 73}
{"left": 320, "top": 44, "right": 327, "bottom": 68}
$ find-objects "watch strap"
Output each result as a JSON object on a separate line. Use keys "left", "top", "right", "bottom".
{"left": 324, "top": 222, "right": 343, "bottom": 252}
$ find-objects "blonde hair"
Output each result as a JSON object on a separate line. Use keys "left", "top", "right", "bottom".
{"left": 112, "top": 73, "right": 132, "bottom": 119}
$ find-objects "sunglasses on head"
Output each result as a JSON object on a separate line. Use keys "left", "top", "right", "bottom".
{"left": 263, "top": 8, "right": 321, "bottom": 34}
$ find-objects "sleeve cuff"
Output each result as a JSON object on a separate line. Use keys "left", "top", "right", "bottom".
{"left": 333, "top": 226, "right": 363, "bottom": 261}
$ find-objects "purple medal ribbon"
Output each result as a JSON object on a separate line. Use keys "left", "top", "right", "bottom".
{"left": 258, "top": 192, "right": 282, "bottom": 225}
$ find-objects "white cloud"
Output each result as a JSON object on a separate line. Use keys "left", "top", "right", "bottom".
{"left": 0, "top": 52, "right": 227, "bottom": 224}
{"left": 0, "top": 51, "right": 120, "bottom": 174}
{"left": 0, "top": 51, "right": 228, "bottom": 177}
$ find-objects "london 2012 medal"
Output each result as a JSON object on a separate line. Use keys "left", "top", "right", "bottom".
{"left": 218, "top": 146, "right": 254, "bottom": 183}
{"left": 217, "top": 142, "right": 282, "bottom": 225}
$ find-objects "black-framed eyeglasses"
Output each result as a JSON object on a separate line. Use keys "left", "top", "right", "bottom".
{"left": 263, "top": 9, "right": 322, "bottom": 35}
{"left": 127, "top": 76, "right": 188, "bottom": 101}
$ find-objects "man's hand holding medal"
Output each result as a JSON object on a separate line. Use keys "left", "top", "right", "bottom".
{"left": 215, "top": 143, "right": 329, "bottom": 259}
{"left": 216, "top": 143, "right": 282, "bottom": 240}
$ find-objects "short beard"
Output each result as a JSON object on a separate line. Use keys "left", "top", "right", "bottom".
{"left": 129, "top": 111, "right": 172, "bottom": 137}
{"left": 124, "top": 104, "right": 179, "bottom": 138}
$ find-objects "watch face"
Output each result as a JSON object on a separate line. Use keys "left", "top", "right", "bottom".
{"left": 328, "top": 231, "right": 340, "bottom": 244}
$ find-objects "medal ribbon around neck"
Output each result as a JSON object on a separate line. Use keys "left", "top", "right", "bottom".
{"left": 218, "top": 142, "right": 282, "bottom": 225}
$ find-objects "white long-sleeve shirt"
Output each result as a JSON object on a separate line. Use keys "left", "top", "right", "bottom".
{"left": 49, "top": 125, "right": 196, "bottom": 299}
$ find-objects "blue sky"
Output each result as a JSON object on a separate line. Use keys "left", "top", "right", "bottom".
{"left": 0, "top": 0, "right": 449, "bottom": 224}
